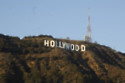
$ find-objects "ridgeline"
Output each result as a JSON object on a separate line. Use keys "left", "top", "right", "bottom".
{"left": 0, "top": 34, "right": 125, "bottom": 83}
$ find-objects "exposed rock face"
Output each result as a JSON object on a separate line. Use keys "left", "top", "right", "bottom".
{"left": 0, "top": 34, "right": 125, "bottom": 83}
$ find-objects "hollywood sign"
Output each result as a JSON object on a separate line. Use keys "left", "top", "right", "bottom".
{"left": 44, "top": 40, "right": 86, "bottom": 52}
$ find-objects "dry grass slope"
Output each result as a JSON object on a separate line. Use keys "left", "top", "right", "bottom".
{"left": 0, "top": 34, "right": 125, "bottom": 83}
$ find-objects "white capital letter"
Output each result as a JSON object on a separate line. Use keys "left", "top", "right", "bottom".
{"left": 44, "top": 40, "right": 49, "bottom": 47}
{"left": 71, "top": 44, "right": 74, "bottom": 50}
{"left": 75, "top": 45, "right": 79, "bottom": 51}
{"left": 62, "top": 42, "right": 66, "bottom": 48}
{"left": 50, "top": 40, "right": 55, "bottom": 48}
{"left": 81, "top": 45, "right": 86, "bottom": 51}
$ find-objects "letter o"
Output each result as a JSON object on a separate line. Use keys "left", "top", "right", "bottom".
{"left": 75, "top": 45, "right": 79, "bottom": 51}
{"left": 50, "top": 40, "right": 55, "bottom": 47}
{"left": 71, "top": 44, "right": 74, "bottom": 50}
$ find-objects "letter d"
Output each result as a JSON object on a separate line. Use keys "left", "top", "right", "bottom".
{"left": 81, "top": 45, "right": 86, "bottom": 51}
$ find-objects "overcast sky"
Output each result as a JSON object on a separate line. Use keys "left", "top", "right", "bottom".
{"left": 0, "top": 0, "right": 125, "bottom": 53}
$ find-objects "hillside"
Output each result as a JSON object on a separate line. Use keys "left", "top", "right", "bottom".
{"left": 0, "top": 34, "right": 125, "bottom": 83}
